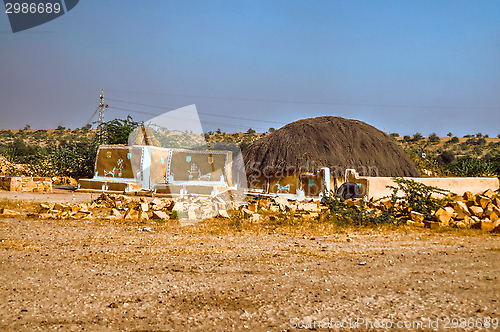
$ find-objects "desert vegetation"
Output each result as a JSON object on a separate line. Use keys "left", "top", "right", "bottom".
{"left": 1, "top": 118, "right": 500, "bottom": 180}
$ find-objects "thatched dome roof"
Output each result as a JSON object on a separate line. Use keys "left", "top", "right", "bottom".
{"left": 242, "top": 116, "right": 419, "bottom": 177}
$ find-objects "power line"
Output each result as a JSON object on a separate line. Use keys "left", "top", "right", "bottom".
{"left": 105, "top": 89, "right": 500, "bottom": 110}
{"left": 85, "top": 107, "right": 100, "bottom": 125}
{"left": 108, "top": 106, "right": 269, "bottom": 131}
{"left": 106, "top": 98, "right": 286, "bottom": 125}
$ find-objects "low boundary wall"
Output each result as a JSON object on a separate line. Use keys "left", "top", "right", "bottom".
{"left": 345, "top": 169, "right": 499, "bottom": 200}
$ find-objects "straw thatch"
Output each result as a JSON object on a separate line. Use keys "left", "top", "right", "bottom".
{"left": 243, "top": 116, "right": 420, "bottom": 177}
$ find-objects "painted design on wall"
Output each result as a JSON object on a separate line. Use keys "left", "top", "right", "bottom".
{"left": 104, "top": 158, "right": 124, "bottom": 177}
{"left": 248, "top": 174, "right": 258, "bottom": 190}
{"left": 188, "top": 163, "right": 211, "bottom": 181}
{"left": 276, "top": 183, "right": 291, "bottom": 193}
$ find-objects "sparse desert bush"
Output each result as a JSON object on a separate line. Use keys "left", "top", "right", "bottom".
{"left": 322, "top": 177, "right": 449, "bottom": 226}
{"left": 428, "top": 133, "right": 440, "bottom": 144}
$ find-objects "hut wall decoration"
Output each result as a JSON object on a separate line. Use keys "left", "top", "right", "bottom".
{"left": 78, "top": 145, "right": 234, "bottom": 195}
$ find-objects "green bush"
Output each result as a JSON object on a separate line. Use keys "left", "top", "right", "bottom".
{"left": 436, "top": 151, "right": 455, "bottom": 165}
{"left": 428, "top": 133, "right": 440, "bottom": 144}
{"left": 322, "top": 177, "right": 449, "bottom": 225}
{"left": 98, "top": 115, "right": 140, "bottom": 145}
{"left": 22, "top": 136, "right": 99, "bottom": 178}
{"left": 387, "top": 177, "right": 449, "bottom": 221}
{"left": 413, "top": 132, "right": 423, "bottom": 141}
{"left": 445, "top": 156, "right": 495, "bottom": 177}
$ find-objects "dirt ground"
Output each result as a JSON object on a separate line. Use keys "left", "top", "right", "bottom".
{"left": 0, "top": 191, "right": 499, "bottom": 331}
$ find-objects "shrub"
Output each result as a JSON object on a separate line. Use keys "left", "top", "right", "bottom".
{"left": 473, "top": 146, "right": 483, "bottom": 156}
{"left": 23, "top": 136, "right": 99, "bottom": 178}
{"left": 436, "top": 151, "right": 455, "bottom": 165}
{"left": 387, "top": 177, "right": 449, "bottom": 221}
{"left": 488, "top": 142, "right": 500, "bottom": 148}
{"left": 322, "top": 177, "right": 449, "bottom": 225}
{"left": 97, "top": 115, "right": 140, "bottom": 145}
{"left": 446, "top": 156, "right": 494, "bottom": 177}
{"left": 428, "top": 133, "right": 440, "bottom": 144}
{"left": 465, "top": 138, "right": 477, "bottom": 145}
{"left": 460, "top": 143, "right": 469, "bottom": 151}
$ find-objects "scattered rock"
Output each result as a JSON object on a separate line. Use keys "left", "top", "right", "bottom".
{"left": 410, "top": 211, "right": 425, "bottom": 223}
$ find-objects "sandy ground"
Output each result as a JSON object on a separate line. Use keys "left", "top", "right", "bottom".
{"left": 0, "top": 187, "right": 94, "bottom": 204}
{"left": 0, "top": 191, "right": 499, "bottom": 331}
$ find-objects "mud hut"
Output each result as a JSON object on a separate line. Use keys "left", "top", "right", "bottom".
{"left": 242, "top": 116, "right": 419, "bottom": 196}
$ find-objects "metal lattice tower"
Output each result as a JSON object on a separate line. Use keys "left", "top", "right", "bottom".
{"left": 97, "top": 89, "right": 109, "bottom": 144}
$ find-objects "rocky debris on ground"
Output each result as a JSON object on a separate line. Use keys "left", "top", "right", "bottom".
{"left": 387, "top": 189, "right": 500, "bottom": 231}
{"left": 11, "top": 192, "right": 327, "bottom": 223}
{"left": 236, "top": 196, "right": 328, "bottom": 223}
{"left": 3, "top": 188, "right": 500, "bottom": 233}
{"left": 22, "top": 193, "right": 235, "bottom": 222}
{"left": 0, "top": 208, "right": 22, "bottom": 217}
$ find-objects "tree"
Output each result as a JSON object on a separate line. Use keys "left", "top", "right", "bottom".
{"left": 413, "top": 132, "right": 423, "bottom": 141}
{"left": 449, "top": 136, "right": 459, "bottom": 144}
{"left": 246, "top": 128, "right": 256, "bottom": 134}
{"left": 447, "top": 132, "right": 453, "bottom": 137}
{"left": 476, "top": 133, "right": 483, "bottom": 138}
{"left": 268, "top": 127, "right": 276, "bottom": 133}
{"left": 23, "top": 124, "right": 31, "bottom": 131}
{"left": 402, "top": 135, "right": 411, "bottom": 143}
{"left": 498, "top": 134, "right": 500, "bottom": 139}
{"left": 56, "top": 125, "right": 66, "bottom": 131}
{"left": 436, "top": 151, "right": 455, "bottom": 165}
{"left": 81, "top": 124, "right": 92, "bottom": 134}
{"left": 428, "top": 133, "right": 440, "bottom": 144}
{"left": 390, "top": 133, "right": 399, "bottom": 138}
{"left": 99, "top": 115, "right": 140, "bottom": 145}
{"left": 216, "top": 128, "right": 222, "bottom": 135}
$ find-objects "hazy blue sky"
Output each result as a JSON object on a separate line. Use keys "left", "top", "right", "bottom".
{"left": 1, "top": 0, "right": 499, "bottom": 136}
